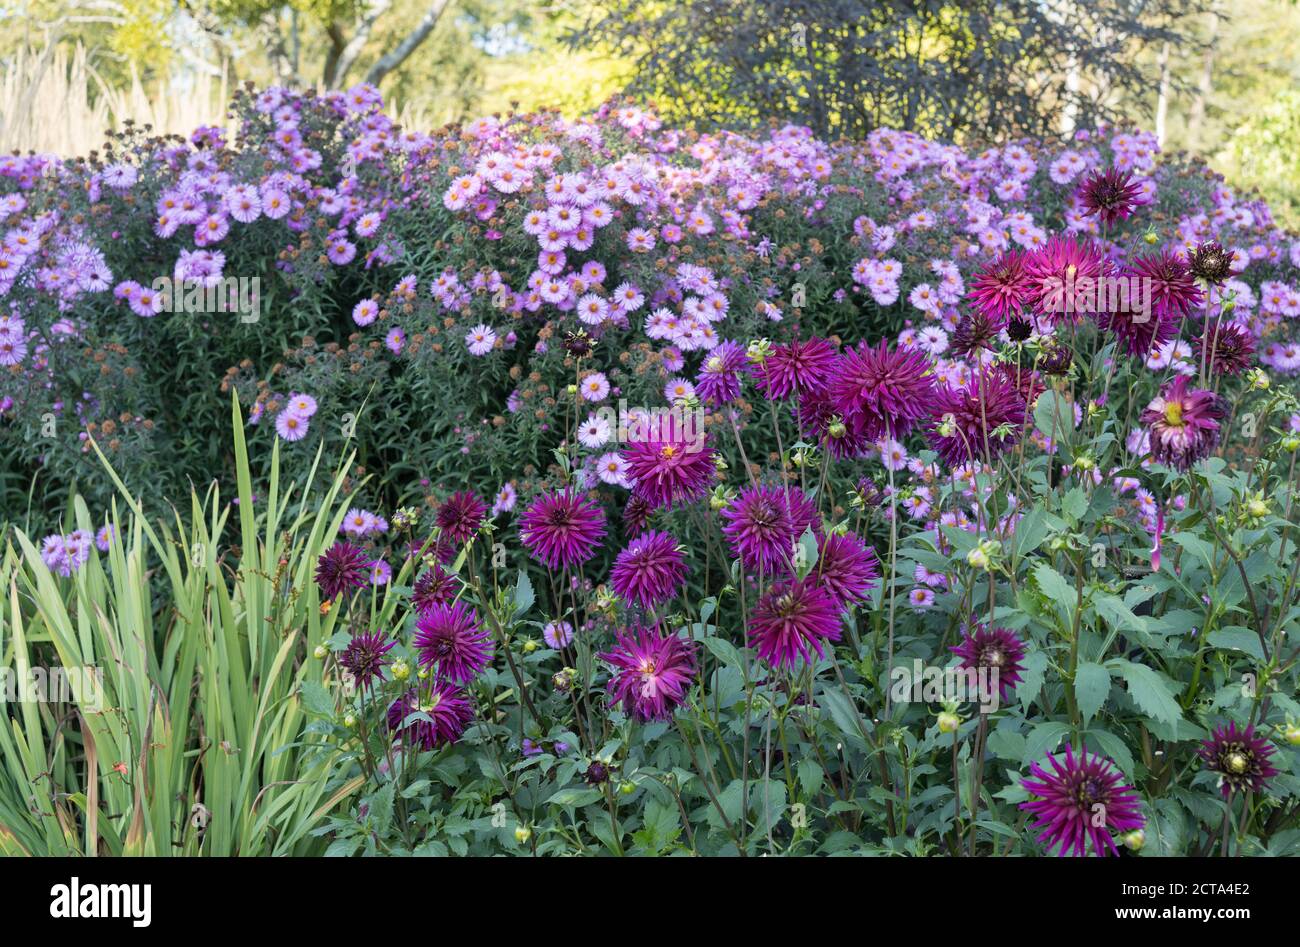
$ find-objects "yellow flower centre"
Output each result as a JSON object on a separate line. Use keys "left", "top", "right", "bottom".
{"left": 1163, "top": 401, "right": 1184, "bottom": 428}
{"left": 661, "top": 445, "right": 676, "bottom": 459}
{"left": 1226, "top": 751, "right": 1248, "bottom": 775}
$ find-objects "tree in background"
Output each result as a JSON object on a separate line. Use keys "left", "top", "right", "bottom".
{"left": 567, "top": 0, "right": 1208, "bottom": 142}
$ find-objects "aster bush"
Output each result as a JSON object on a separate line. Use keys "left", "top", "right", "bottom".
{"left": 4, "top": 87, "right": 1300, "bottom": 858}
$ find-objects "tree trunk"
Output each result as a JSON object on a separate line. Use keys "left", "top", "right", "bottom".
{"left": 365, "top": 0, "right": 453, "bottom": 87}
{"left": 1188, "top": 6, "right": 1219, "bottom": 150}
{"left": 1155, "top": 40, "right": 1170, "bottom": 148}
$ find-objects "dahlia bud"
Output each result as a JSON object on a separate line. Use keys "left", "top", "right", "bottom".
{"left": 1142, "top": 231, "right": 1158, "bottom": 245}
{"left": 514, "top": 824, "right": 531, "bottom": 844}
{"left": 1074, "top": 453, "right": 1096, "bottom": 471}
{"left": 552, "top": 670, "right": 572, "bottom": 692}
{"left": 828, "top": 417, "right": 847, "bottom": 439}
{"left": 391, "top": 658, "right": 410, "bottom": 681}
{"left": 1122, "top": 829, "right": 1145, "bottom": 851}
{"left": 746, "top": 338, "right": 772, "bottom": 364}
{"left": 937, "top": 711, "right": 961, "bottom": 734}
{"left": 313, "top": 644, "right": 328, "bottom": 659}
{"left": 1284, "top": 724, "right": 1300, "bottom": 746}
{"left": 343, "top": 712, "right": 357, "bottom": 728}
{"left": 1247, "top": 367, "right": 1269, "bottom": 390}
{"left": 966, "top": 546, "right": 990, "bottom": 570}
{"left": 937, "top": 413, "right": 957, "bottom": 438}
{"left": 523, "top": 638, "right": 538, "bottom": 653}
{"left": 417, "top": 666, "right": 430, "bottom": 680}
{"left": 619, "top": 780, "right": 636, "bottom": 796}
{"left": 566, "top": 383, "right": 578, "bottom": 396}
{"left": 1282, "top": 435, "right": 1300, "bottom": 452}
{"left": 585, "top": 760, "right": 609, "bottom": 784}
{"left": 1246, "top": 496, "right": 1269, "bottom": 519}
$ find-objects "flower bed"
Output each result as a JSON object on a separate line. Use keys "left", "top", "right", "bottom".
{"left": 2, "top": 85, "right": 1299, "bottom": 856}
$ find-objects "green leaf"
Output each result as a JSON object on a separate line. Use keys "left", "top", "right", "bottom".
{"left": 1207, "top": 627, "right": 1266, "bottom": 662}
{"left": 546, "top": 787, "right": 604, "bottom": 808}
{"left": 513, "top": 570, "right": 535, "bottom": 616}
{"left": 1111, "top": 660, "right": 1184, "bottom": 726}
{"left": 1033, "top": 390, "right": 1074, "bottom": 443}
{"left": 702, "top": 635, "right": 743, "bottom": 670}
{"left": 369, "top": 783, "right": 395, "bottom": 837}
{"left": 1074, "top": 662, "right": 1110, "bottom": 725}
{"left": 299, "top": 680, "right": 335, "bottom": 717}
{"left": 1022, "top": 720, "right": 1070, "bottom": 765}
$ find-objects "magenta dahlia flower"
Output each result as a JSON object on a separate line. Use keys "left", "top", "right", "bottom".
{"left": 720, "top": 484, "right": 798, "bottom": 574}
{"left": 815, "top": 532, "right": 879, "bottom": 606}
{"left": 798, "top": 387, "right": 873, "bottom": 459}
{"left": 610, "top": 530, "right": 688, "bottom": 609}
{"left": 749, "top": 577, "right": 842, "bottom": 669}
{"left": 623, "top": 493, "right": 653, "bottom": 537}
{"left": 414, "top": 600, "right": 493, "bottom": 684}
{"left": 1130, "top": 249, "right": 1202, "bottom": 321}
{"left": 756, "top": 337, "right": 838, "bottom": 400}
{"left": 1139, "top": 375, "right": 1224, "bottom": 470}
{"left": 1025, "top": 235, "right": 1105, "bottom": 324}
{"left": 1020, "top": 745, "right": 1145, "bottom": 857}
{"left": 1094, "top": 284, "right": 1179, "bottom": 358}
{"left": 623, "top": 417, "right": 716, "bottom": 510}
{"left": 829, "top": 340, "right": 936, "bottom": 440}
{"left": 1198, "top": 721, "right": 1278, "bottom": 798}
{"left": 314, "top": 541, "right": 370, "bottom": 601}
{"left": 695, "top": 340, "right": 749, "bottom": 406}
{"left": 926, "top": 370, "right": 1027, "bottom": 467}
{"left": 386, "top": 682, "right": 475, "bottom": 750}
{"left": 437, "top": 491, "right": 487, "bottom": 545}
{"left": 340, "top": 631, "right": 395, "bottom": 691}
{"left": 967, "top": 249, "right": 1032, "bottom": 323}
{"left": 599, "top": 624, "right": 697, "bottom": 722}
{"left": 519, "top": 489, "right": 607, "bottom": 570}
{"left": 1195, "top": 321, "right": 1255, "bottom": 376}
{"left": 1077, "top": 166, "right": 1143, "bottom": 225}
{"left": 949, "top": 624, "right": 1027, "bottom": 702}
{"left": 412, "top": 564, "right": 459, "bottom": 616}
